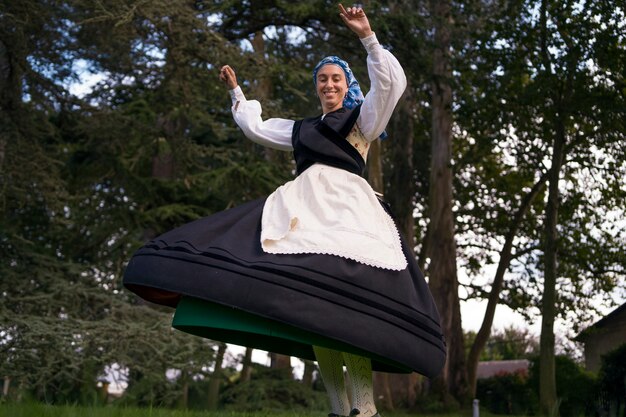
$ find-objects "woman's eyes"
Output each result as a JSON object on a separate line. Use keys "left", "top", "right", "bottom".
{"left": 319, "top": 76, "right": 343, "bottom": 82}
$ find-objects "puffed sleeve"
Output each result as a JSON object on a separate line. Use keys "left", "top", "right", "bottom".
{"left": 357, "top": 33, "right": 408, "bottom": 142}
{"left": 229, "top": 86, "right": 295, "bottom": 151}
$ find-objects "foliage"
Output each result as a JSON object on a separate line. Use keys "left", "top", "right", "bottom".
{"left": 455, "top": 0, "right": 626, "bottom": 403}
{"left": 455, "top": 0, "right": 626, "bottom": 326}
{"left": 1, "top": 0, "right": 256, "bottom": 404}
{"left": 597, "top": 343, "right": 626, "bottom": 415}
{"left": 527, "top": 355, "right": 598, "bottom": 417}
{"left": 477, "top": 354, "right": 599, "bottom": 416}
{"left": 465, "top": 326, "right": 539, "bottom": 361}
{"left": 219, "top": 366, "right": 328, "bottom": 412}
{"left": 0, "top": 403, "right": 531, "bottom": 417}
{"left": 476, "top": 370, "right": 537, "bottom": 416}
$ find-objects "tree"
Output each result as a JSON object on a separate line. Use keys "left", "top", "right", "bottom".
{"left": 207, "top": 343, "right": 227, "bottom": 410}
{"left": 0, "top": 0, "right": 117, "bottom": 402}
{"left": 466, "top": 326, "right": 539, "bottom": 361}
{"left": 1, "top": 0, "right": 243, "bottom": 403}
{"left": 426, "top": 0, "right": 468, "bottom": 404}
{"left": 528, "top": 355, "right": 598, "bottom": 417}
{"left": 454, "top": 0, "right": 626, "bottom": 405}
{"left": 240, "top": 348, "right": 254, "bottom": 383}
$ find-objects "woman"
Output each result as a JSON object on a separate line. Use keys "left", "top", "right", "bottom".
{"left": 124, "top": 5, "right": 445, "bottom": 417}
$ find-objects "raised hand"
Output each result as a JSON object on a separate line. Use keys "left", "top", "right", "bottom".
{"left": 338, "top": 4, "right": 373, "bottom": 39}
{"left": 219, "top": 65, "right": 238, "bottom": 90}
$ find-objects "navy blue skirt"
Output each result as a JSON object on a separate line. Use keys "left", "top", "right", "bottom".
{"left": 123, "top": 197, "right": 446, "bottom": 376}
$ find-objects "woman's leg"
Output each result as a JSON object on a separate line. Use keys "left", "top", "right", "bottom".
{"left": 313, "top": 346, "right": 351, "bottom": 416}
{"left": 342, "top": 352, "right": 378, "bottom": 417}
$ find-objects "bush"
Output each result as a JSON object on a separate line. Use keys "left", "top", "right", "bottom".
{"left": 597, "top": 343, "right": 626, "bottom": 416}
{"left": 476, "top": 370, "right": 537, "bottom": 415}
{"left": 527, "top": 355, "right": 598, "bottom": 417}
{"left": 118, "top": 376, "right": 181, "bottom": 409}
{"left": 219, "top": 366, "right": 329, "bottom": 411}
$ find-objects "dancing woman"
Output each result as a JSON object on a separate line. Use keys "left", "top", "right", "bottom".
{"left": 124, "top": 4, "right": 445, "bottom": 416}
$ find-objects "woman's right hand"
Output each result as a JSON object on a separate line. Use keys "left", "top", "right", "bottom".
{"left": 219, "top": 65, "right": 238, "bottom": 90}
{"left": 338, "top": 4, "right": 373, "bottom": 39}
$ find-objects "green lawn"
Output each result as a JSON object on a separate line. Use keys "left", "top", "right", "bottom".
{"left": 0, "top": 403, "right": 528, "bottom": 417}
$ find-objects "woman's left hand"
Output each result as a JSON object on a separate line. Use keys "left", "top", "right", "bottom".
{"left": 338, "top": 4, "right": 373, "bottom": 39}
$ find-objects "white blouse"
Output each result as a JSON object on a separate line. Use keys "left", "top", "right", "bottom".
{"left": 229, "top": 33, "right": 408, "bottom": 270}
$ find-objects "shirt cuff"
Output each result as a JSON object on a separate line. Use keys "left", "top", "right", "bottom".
{"left": 360, "top": 32, "right": 380, "bottom": 53}
{"left": 229, "top": 85, "right": 245, "bottom": 104}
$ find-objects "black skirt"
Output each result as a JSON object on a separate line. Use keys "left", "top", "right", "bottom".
{"left": 124, "top": 196, "right": 446, "bottom": 376}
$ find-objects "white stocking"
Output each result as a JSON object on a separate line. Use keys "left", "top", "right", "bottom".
{"left": 342, "top": 352, "right": 377, "bottom": 417}
{"left": 314, "top": 346, "right": 350, "bottom": 416}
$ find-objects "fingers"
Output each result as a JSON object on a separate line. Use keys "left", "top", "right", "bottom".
{"left": 219, "top": 65, "right": 237, "bottom": 89}
{"left": 219, "top": 65, "right": 233, "bottom": 78}
{"left": 338, "top": 3, "right": 365, "bottom": 19}
{"left": 219, "top": 65, "right": 234, "bottom": 81}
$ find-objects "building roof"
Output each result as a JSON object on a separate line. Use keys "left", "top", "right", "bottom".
{"left": 476, "top": 359, "right": 530, "bottom": 379}
{"left": 576, "top": 303, "right": 626, "bottom": 341}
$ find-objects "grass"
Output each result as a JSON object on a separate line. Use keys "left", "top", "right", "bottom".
{"left": 0, "top": 403, "right": 529, "bottom": 417}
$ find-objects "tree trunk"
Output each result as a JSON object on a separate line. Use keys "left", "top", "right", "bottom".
{"left": 302, "top": 360, "right": 315, "bottom": 386}
{"left": 367, "top": 139, "right": 384, "bottom": 193}
{"left": 427, "top": 0, "right": 468, "bottom": 404}
{"left": 251, "top": 29, "right": 277, "bottom": 163}
{"left": 152, "top": 136, "right": 174, "bottom": 179}
{"left": 374, "top": 372, "right": 394, "bottom": 410}
{"left": 537, "top": 0, "right": 567, "bottom": 413}
{"left": 240, "top": 347, "right": 253, "bottom": 382}
{"left": 251, "top": 30, "right": 272, "bottom": 99}
{"left": 251, "top": 26, "right": 292, "bottom": 378}
{"left": 179, "top": 370, "right": 189, "bottom": 409}
{"left": 99, "top": 381, "right": 109, "bottom": 405}
{"left": 406, "top": 373, "right": 422, "bottom": 407}
{"left": 385, "top": 84, "right": 427, "bottom": 409}
{"left": 386, "top": 86, "right": 416, "bottom": 253}
{"left": 539, "top": 119, "right": 565, "bottom": 416}
{"left": 466, "top": 172, "right": 549, "bottom": 397}
{"left": 270, "top": 352, "right": 292, "bottom": 371}
{"left": 207, "top": 342, "right": 227, "bottom": 410}
{"left": 365, "top": 94, "right": 396, "bottom": 409}
{"left": 0, "top": 38, "right": 20, "bottom": 174}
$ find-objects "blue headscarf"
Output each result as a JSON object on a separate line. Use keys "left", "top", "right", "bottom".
{"left": 312, "top": 56, "right": 387, "bottom": 140}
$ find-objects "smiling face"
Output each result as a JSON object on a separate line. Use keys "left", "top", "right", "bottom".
{"left": 316, "top": 64, "right": 347, "bottom": 114}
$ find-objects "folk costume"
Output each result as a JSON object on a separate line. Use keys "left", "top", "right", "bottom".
{"left": 123, "top": 33, "right": 446, "bottom": 382}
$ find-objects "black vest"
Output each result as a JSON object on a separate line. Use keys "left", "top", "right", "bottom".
{"left": 292, "top": 105, "right": 365, "bottom": 177}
